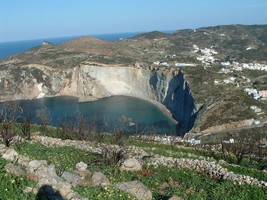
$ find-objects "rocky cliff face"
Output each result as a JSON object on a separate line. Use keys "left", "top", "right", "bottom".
{"left": 0, "top": 63, "right": 197, "bottom": 134}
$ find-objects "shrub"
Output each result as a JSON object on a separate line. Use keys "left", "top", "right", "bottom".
{"left": 18, "top": 114, "right": 32, "bottom": 140}
{"left": 99, "top": 145, "right": 129, "bottom": 166}
{"left": 0, "top": 101, "right": 22, "bottom": 147}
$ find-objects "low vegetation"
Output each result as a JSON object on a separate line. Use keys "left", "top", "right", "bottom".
{"left": 7, "top": 139, "right": 267, "bottom": 199}
{"left": 0, "top": 157, "right": 36, "bottom": 199}
{"left": 0, "top": 100, "right": 266, "bottom": 199}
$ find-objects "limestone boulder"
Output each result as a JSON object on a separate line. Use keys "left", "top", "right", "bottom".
{"left": 61, "top": 171, "right": 82, "bottom": 185}
{"left": 76, "top": 161, "right": 87, "bottom": 172}
{"left": 5, "top": 163, "right": 25, "bottom": 175}
{"left": 55, "top": 181, "right": 72, "bottom": 197}
{"left": 17, "top": 155, "right": 30, "bottom": 166}
{"left": 28, "top": 160, "right": 48, "bottom": 172}
{"left": 115, "top": 181, "right": 152, "bottom": 200}
{"left": 90, "top": 172, "right": 110, "bottom": 187}
{"left": 120, "top": 158, "right": 142, "bottom": 171}
{"left": 2, "top": 149, "right": 18, "bottom": 161}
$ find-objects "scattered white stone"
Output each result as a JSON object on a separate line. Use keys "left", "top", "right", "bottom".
{"left": 23, "top": 186, "right": 33, "bottom": 193}
{"left": 2, "top": 149, "right": 18, "bottom": 162}
{"left": 76, "top": 161, "right": 88, "bottom": 172}
{"left": 129, "top": 122, "right": 135, "bottom": 127}
{"left": 254, "top": 121, "right": 261, "bottom": 125}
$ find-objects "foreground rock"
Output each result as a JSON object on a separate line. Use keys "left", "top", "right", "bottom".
{"left": 115, "top": 181, "right": 152, "bottom": 200}
{"left": 120, "top": 158, "right": 142, "bottom": 171}
{"left": 61, "top": 171, "right": 82, "bottom": 185}
{"left": 76, "top": 161, "right": 88, "bottom": 172}
{"left": 90, "top": 172, "right": 110, "bottom": 187}
{"left": 2, "top": 149, "right": 18, "bottom": 162}
{"left": 4, "top": 163, "right": 25, "bottom": 175}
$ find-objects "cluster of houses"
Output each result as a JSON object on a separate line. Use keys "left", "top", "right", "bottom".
{"left": 153, "top": 61, "right": 170, "bottom": 67}
{"left": 215, "top": 73, "right": 267, "bottom": 101}
{"left": 250, "top": 105, "right": 265, "bottom": 118}
{"left": 218, "top": 61, "right": 267, "bottom": 101}
{"left": 153, "top": 55, "right": 196, "bottom": 67}
{"left": 221, "top": 61, "right": 267, "bottom": 72}
{"left": 193, "top": 45, "right": 218, "bottom": 67}
{"left": 244, "top": 88, "right": 267, "bottom": 100}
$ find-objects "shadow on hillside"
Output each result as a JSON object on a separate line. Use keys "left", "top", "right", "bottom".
{"left": 35, "top": 185, "right": 64, "bottom": 200}
{"left": 154, "top": 195, "right": 171, "bottom": 200}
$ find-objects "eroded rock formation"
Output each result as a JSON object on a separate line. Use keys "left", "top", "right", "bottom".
{"left": 0, "top": 64, "right": 197, "bottom": 133}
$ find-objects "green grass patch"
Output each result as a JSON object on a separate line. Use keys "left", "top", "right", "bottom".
{"left": 10, "top": 140, "right": 267, "bottom": 199}
{"left": 74, "top": 185, "right": 135, "bottom": 200}
{"left": 75, "top": 165, "right": 267, "bottom": 199}
{"left": 0, "top": 157, "right": 36, "bottom": 200}
{"left": 14, "top": 141, "right": 96, "bottom": 175}
{"left": 139, "top": 166, "right": 267, "bottom": 200}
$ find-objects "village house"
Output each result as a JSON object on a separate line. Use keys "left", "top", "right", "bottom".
{"left": 244, "top": 88, "right": 261, "bottom": 100}
{"left": 259, "top": 90, "right": 267, "bottom": 99}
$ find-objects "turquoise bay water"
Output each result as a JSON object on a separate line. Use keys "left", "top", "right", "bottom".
{"left": 17, "top": 96, "right": 177, "bottom": 135}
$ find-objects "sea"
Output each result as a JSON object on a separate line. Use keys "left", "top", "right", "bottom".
{"left": 0, "top": 32, "right": 141, "bottom": 59}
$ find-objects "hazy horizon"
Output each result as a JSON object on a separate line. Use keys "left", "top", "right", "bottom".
{"left": 1, "top": 0, "right": 267, "bottom": 42}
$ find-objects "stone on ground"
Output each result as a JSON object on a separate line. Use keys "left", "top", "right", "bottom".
{"left": 61, "top": 171, "right": 82, "bottom": 185}
{"left": 4, "top": 163, "right": 25, "bottom": 175}
{"left": 76, "top": 161, "right": 87, "bottom": 172}
{"left": 2, "top": 149, "right": 18, "bottom": 162}
{"left": 169, "top": 195, "right": 184, "bottom": 200}
{"left": 115, "top": 180, "right": 152, "bottom": 200}
{"left": 90, "top": 172, "right": 110, "bottom": 187}
{"left": 120, "top": 158, "right": 142, "bottom": 171}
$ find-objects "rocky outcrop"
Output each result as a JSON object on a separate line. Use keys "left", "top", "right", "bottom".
{"left": 0, "top": 64, "right": 197, "bottom": 133}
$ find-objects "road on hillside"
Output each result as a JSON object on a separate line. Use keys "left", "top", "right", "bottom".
{"left": 200, "top": 118, "right": 267, "bottom": 138}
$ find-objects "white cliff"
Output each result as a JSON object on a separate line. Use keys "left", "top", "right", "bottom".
{"left": 0, "top": 64, "right": 197, "bottom": 133}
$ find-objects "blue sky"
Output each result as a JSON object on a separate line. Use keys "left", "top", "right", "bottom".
{"left": 0, "top": 0, "right": 267, "bottom": 42}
